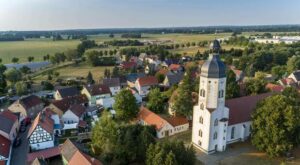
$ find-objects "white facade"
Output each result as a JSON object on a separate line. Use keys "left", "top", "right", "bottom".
{"left": 109, "top": 86, "right": 121, "bottom": 96}
{"left": 96, "top": 97, "right": 115, "bottom": 109}
{"left": 29, "top": 126, "right": 54, "bottom": 151}
{"left": 192, "top": 76, "right": 229, "bottom": 154}
{"left": 226, "top": 121, "right": 251, "bottom": 144}
{"left": 62, "top": 110, "right": 82, "bottom": 124}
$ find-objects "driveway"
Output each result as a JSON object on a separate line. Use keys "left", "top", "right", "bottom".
{"left": 10, "top": 125, "right": 30, "bottom": 165}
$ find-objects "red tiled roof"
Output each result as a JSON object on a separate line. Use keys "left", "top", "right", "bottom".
{"left": 84, "top": 84, "right": 111, "bottom": 96}
{"left": 156, "top": 69, "right": 170, "bottom": 76}
{"left": 280, "top": 78, "right": 295, "bottom": 85}
{"left": 18, "top": 95, "right": 43, "bottom": 110}
{"left": 164, "top": 116, "right": 189, "bottom": 127}
{"left": 78, "top": 120, "right": 87, "bottom": 128}
{"left": 27, "top": 112, "right": 54, "bottom": 138}
{"left": 226, "top": 93, "right": 273, "bottom": 125}
{"left": 0, "top": 110, "right": 18, "bottom": 122}
{"left": 137, "top": 76, "right": 158, "bottom": 87}
{"left": 27, "top": 146, "right": 61, "bottom": 163}
{"left": 0, "top": 110, "right": 18, "bottom": 134}
{"left": 0, "top": 161, "right": 5, "bottom": 165}
{"left": 137, "top": 107, "right": 167, "bottom": 130}
{"left": 69, "top": 104, "right": 86, "bottom": 117}
{"left": 266, "top": 83, "right": 284, "bottom": 92}
{"left": 120, "top": 62, "right": 137, "bottom": 69}
{"left": 69, "top": 151, "right": 102, "bottom": 165}
{"left": 51, "top": 95, "right": 88, "bottom": 113}
{"left": 169, "top": 64, "right": 181, "bottom": 71}
{"left": 0, "top": 135, "right": 10, "bottom": 158}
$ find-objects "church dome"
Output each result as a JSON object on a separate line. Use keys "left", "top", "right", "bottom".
{"left": 200, "top": 40, "right": 226, "bottom": 78}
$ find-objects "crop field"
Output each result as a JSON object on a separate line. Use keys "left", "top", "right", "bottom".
{"left": 0, "top": 39, "right": 80, "bottom": 64}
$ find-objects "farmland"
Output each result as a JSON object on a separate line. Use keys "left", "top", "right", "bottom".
{"left": 0, "top": 33, "right": 235, "bottom": 64}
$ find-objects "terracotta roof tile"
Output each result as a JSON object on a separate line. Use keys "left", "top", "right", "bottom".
{"left": 0, "top": 135, "right": 10, "bottom": 158}
{"left": 266, "top": 83, "right": 284, "bottom": 92}
{"left": 56, "top": 87, "right": 79, "bottom": 98}
{"left": 27, "top": 146, "right": 61, "bottom": 163}
{"left": 169, "top": 64, "right": 182, "bottom": 71}
{"left": 18, "top": 95, "right": 43, "bottom": 110}
{"left": 164, "top": 116, "right": 189, "bottom": 127}
{"left": 69, "top": 104, "right": 86, "bottom": 117}
{"left": 84, "top": 84, "right": 111, "bottom": 96}
{"left": 51, "top": 95, "right": 88, "bottom": 113}
{"left": 0, "top": 110, "right": 18, "bottom": 134}
{"left": 226, "top": 93, "right": 273, "bottom": 125}
{"left": 137, "top": 107, "right": 167, "bottom": 130}
{"left": 27, "top": 112, "right": 54, "bottom": 138}
{"left": 120, "top": 62, "right": 137, "bottom": 69}
{"left": 137, "top": 76, "right": 158, "bottom": 87}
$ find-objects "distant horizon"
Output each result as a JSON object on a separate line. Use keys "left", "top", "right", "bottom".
{"left": 1, "top": 0, "right": 300, "bottom": 31}
{"left": 1, "top": 24, "right": 300, "bottom": 32}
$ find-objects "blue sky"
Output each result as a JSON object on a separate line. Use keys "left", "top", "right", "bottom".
{"left": 0, "top": 0, "right": 299, "bottom": 31}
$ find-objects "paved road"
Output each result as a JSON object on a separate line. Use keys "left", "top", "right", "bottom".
{"left": 195, "top": 143, "right": 253, "bottom": 165}
{"left": 10, "top": 125, "right": 30, "bottom": 165}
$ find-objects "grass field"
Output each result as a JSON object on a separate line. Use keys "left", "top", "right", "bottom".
{"left": 33, "top": 63, "right": 113, "bottom": 82}
{"left": 0, "top": 33, "right": 234, "bottom": 64}
{"left": 0, "top": 39, "right": 80, "bottom": 64}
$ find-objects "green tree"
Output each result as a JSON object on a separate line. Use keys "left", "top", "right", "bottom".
{"left": 11, "top": 57, "right": 19, "bottom": 64}
{"left": 112, "top": 66, "right": 119, "bottom": 77}
{"left": 4, "top": 68, "right": 22, "bottom": 84}
{"left": 86, "top": 71, "right": 95, "bottom": 84}
{"left": 171, "top": 70, "right": 193, "bottom": 117}
{"left": 65, "top": 49, "right": 79, "bottom": 61}
{"left": 19, "top": 66, "right": 31, "bottom": 75}
{"left": 287, "top": 56, "right": 300, "bottom": 73}
{"left": 27, "top": 56, "right": 34, "bottom": 62}
{"left": 251, "top": 94, "right": 300, "bottom": 157}
{"left": 244, "top": 75, "right": 266, "bottom": 95}
{"left": 155, "top": 73, "right": 165, "bottom": 83}
{"left": 271, "top": 65, "right": 287, "bottom": 79}
{"left": 226, "top": 70, "right": 240, "bottom": 99}
{"left": 0, "top": 64, "right": 7, "bottom": 94}
{"left": 113, "top": 89, "right": 138, "bottom": 121}
{"left": 147, "top": 88, "right": 165, "bottom": 113}
{"left": 15, "top": 81, "right": 27, "bottom": 96}
{"left": 165, "top": 151, "right": 177, "bottom": 165}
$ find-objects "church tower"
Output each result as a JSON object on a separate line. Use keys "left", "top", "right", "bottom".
{"left": 192, "top": 40, "right": 229, "bottom": 154}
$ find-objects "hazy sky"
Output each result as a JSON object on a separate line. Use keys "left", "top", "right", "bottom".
{"left": 0, "top": 0, "right": 299, "bottom": 31}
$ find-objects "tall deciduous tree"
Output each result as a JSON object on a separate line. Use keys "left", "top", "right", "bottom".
{"left": 15, "top": 81, "right": 28, "bottom": 96}
{"left": 4, "top": 68, "right": 22, "bottom": 84}
{"left": 251, "top": 93, "right": 300, "bottom": 157}
{"left": 226, "top": 70, "right": 240, "bottom": 99}
{"left": 113, "top": 89, "right": 138, "bottom": 121}
{"left": 171, "top": 69, "right": 193, "bottom": 117}
{"left": 147, "top": 88, "right": 165, "bottom": 113}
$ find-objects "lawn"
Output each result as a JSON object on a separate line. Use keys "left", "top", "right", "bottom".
{"left": 33, "top": 63, "right": 113, "bottom": 82}
{"left": 0, "top": 38, "right": 80, "bottom": 64}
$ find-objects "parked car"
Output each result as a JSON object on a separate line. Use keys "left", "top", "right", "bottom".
{"left": 13, "top": 137, "right": 22, "bottom": 147}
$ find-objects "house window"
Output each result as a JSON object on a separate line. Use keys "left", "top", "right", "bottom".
{"left": 199, "top": 117, "right": 203, "bottom": 124}
{"left": 213, "top": 132, "right": 218, "bottom": 140}
{"left": 231, "top": 127, "right": 235, "bottom": 139}
{"left": 214, "top": 119, "right": 218, "bottom": 126}
{"left": 199, "top": 130, "right": 203, "bottom": 137}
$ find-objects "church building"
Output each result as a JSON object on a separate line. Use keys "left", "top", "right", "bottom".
{"left": 192, "top": 40, "right": 271, "bottom": 154}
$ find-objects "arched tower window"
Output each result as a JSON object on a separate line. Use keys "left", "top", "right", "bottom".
{"left": 200, "top": 89, "right": 205, "bottom": 97}
{"left": 218, "top": 90, "right": 224, "bottom": 98}
{"left": 199, "top": 117, "right": 203, "bottom": 124}
{"left": 213, "top": 132, "right": 218, "bottom": 140}
{"left": 231, "top": 127, "right": 235, "bottom": 139}
{"left": 214, "top": 119, "right": 218, "bottom": 126}
{"left": 199, "top": 130, "right": 203, "bottom": 137}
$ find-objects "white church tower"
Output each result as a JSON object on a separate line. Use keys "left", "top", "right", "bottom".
{"left": 192, "top": 40, "right": 229, "bottom": 154}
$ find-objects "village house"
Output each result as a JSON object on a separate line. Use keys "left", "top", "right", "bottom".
{"left": 0, "top": 110, "right": 19, "bottom": 141}
{"left": 135, "top": 76, "right": 158, "bottom": 97}
{"left": 126, "top": 73, "right": 146, "bottom": 87}
{"left": 48, "top": 95, "right": 88, "bottom": 117}
{"left": 27, "top": 112, "right": 55, "bottom": 151}
{"left": 229, "top": 66, "right": 245, "bottom": 82}
{"left": 119, "top": 61, "right": 137, "bottom": 70}
{"left": 27, "top": 146, "right": 61, "bottom": 164}
{"left": 169, "top": 64, "right": 184, "bottom": 74}
{"left": 102, "top": 78, "right": 121, "bottom": 96}
{"left": 266, "top": 83, "right": 284, "bottom": 92}
{"left": 163, "top": 73, "right": 184, "bottom": 87}
{"left": 288, "top": 70, "right": 300, "bottom": 85}
{"left": 278, "top": 77, "right": 297, "bottom": 87}
{"left": 60, "top": 139, "right": 102, "bottom": 165}
{"left": 54, "top": 86, "right": 79, "bottom": 100}
{"left": 0, "top": 135, "right": 12, "bottom": 165}
{"left": 81, "top": 84, "right": 111, "bottom": 105}
{"left": 137, "top": 107, "right": 189, "bottom": 138}
{"left": 62, "top": 104, "right": 86, "bottom": 125}
{"left": 8, "top": 95, "right": 44, "bottom": 121}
